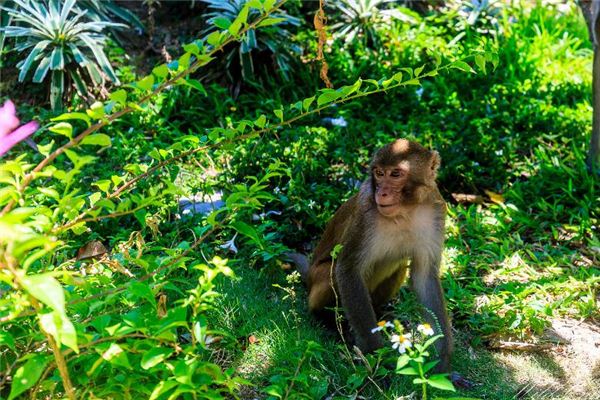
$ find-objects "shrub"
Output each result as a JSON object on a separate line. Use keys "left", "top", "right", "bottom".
{"left": 0, "top": 0, "right": 125, "bottom": 110}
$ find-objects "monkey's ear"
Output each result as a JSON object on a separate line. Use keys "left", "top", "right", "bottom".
{"left": 429, "top": 151, "right": 441, "bottom": 177}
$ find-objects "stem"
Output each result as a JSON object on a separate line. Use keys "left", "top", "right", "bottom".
{"left": 418, "top": 362, "right": 427, "bottom": 400}
{"left": 4, "top": 256, "right": 76, "bottom": 399}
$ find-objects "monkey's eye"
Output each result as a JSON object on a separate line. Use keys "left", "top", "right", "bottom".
{"left": 390, "top": 169, "right": 405, "bottom": 178}
{"left": 373, "top": 169, "right": 384, "bottom": 177}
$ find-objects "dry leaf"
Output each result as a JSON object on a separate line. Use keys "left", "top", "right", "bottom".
{"left": 451, "top": 193, "right": 484, "bottom": 204}
{"left": 76, "top": 240, "right": 108, "bottom": 261}
{"left": 484, "top": 189, "right": 505, "bottom": 204}
{"left": 157, "top": 294, "right": 167, "bottom": 317}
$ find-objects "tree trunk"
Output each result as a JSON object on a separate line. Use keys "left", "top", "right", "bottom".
{"left": 578, "top": 0, "right": 600, "bottom": 172}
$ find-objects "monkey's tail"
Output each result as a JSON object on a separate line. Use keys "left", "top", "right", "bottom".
{"left": 284, "top": 252, "right": 309, "bottom": 284}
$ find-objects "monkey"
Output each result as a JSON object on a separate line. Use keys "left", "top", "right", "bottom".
{"left": 299, "top": 138, "right": 453, "bottom": 371}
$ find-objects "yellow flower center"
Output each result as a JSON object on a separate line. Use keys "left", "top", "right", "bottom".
{"left": 377, "top": 320, "right": 387, "bottom": 327}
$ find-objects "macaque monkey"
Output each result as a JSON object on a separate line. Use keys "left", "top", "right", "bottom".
{"left": 303, "top": 139, "right": 452, "bottom": 371}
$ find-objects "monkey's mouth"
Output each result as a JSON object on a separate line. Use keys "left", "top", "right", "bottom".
{"left": 376, "top": 204, "right": 400, "bottom": 216}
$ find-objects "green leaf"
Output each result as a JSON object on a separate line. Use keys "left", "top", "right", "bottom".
{"left": 206, "top": 31, "right": 222, "bottom": 47}
{"left": 136, "top": 75, "right": 155, "bottom": 91}
{"left": 212, "top": 17, "right": 231, "bottom": 30}
{"left": 86, "top": 102, "right": 105, "bottom": 119}
{"left": 274, "top": 108, "right": 283, "bottom": 122}
{"left": 8, "top": 356, "right": 49, "bottom": 400}
{"left": 52, "top": 112, "right": 91, "bottom": 127}
{"left": 180, "top": 79, "right": 207, "bottom": 96}
{"left": 396, "top": 354, "right": 410, "bottom": 370}
{"left": 475, "top": 54, "right": 486, "bottom": 74}
{"left": 427, "top": 374, "right": 456, "bottom": 391}
{"left": 102, "top": 343, "right": 132, "bottom": 369}
{"left": 32, "top": 55, "right": 51, "bottom": 83}
{"left": 152, "top": 64, "right": 169, "bottom": 79}
{"left": 397, "top": 366, "right": 419, "bottom": 375}
{"left": 49, "top": 122, "right": 72, "bottom": 139}
{"left": 20, "top": 274, "right": 65, "bottom": 314}
{"left": 302, "top": 96, "right": 315, "bottom": 111}
{"left": 149, "top": 380, "right": 178, "bottom": 400}
{"left": 130, "top": 281, "right": 156, "bottom": 308}
{"left": 451, "top": 60, "right": 474, "bottom": 73}
{"left": 49, "top": 47, "right": 64, "bottom": 70}
{"left": 39, "top": 311, "right": 79, "bottom": 353}
{"left": 317, "top": 89, "right": 341, "bottom": 106}
{"left": 255, "top": 114, "right": 266, "bottom": 128}
{"left": 228, "top": 3, "right": 250, "bottom": 36}
{"left": 93, "top": 179, "right": 112, "bottom": 193}
{"left": 18, "top": 40, "right": 51, "bottom": 82}
{"left": 0, "top": 331, "right": 15, "bottom": 351}
{"left": 232, "top": 221, "right": 262, "bottom": 246}
{"left": 81, "top": 134, "right": 111, "bottom": 147}
{"left": 141, "top": 347, "right": 174, "bottom": 370}
{"left": 257, "top": 17, "right": 286, "bottom": 27}
{"left": 109, "top": 89, "right": 128, "bottom": 106}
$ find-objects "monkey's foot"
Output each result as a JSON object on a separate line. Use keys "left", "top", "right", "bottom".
{"left": 450, "top": 372, "right": 477, "bottom": 389}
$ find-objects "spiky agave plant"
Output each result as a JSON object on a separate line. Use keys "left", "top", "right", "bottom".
{"left": 202, "top": 0, "right": 301, "bottom": 89}
{"left": 0, "top": 0, "right": 126, "bottom": 110}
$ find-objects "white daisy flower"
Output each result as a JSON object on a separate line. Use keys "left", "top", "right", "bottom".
{"left": 417, "top": 323, "right": 434, "bottom": 336}
{"left": 371, "top": 320, "right": 393, "bottom": 333}
{"left": 391, "top": 333, "right": 412, "bottom": 354}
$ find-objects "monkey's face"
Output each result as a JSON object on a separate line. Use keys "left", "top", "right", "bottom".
{"left": 372, "top": 164, "right": 410, "bottom": 217}
{"left": 370, "top": 139, "right": 441, "bottom": 218}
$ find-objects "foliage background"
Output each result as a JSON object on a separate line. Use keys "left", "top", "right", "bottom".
{"left": 0, "top": 0, "right": 598, "bottom": 399}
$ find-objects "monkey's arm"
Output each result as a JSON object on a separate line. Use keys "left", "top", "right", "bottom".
{"left": 410, "top": 250, "right": 453, "bottom": 372}
{"left": 335, "top": 246, "right": 383, "bottom": 353}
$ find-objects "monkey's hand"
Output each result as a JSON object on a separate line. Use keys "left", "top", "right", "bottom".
{"left": 356, "top": 330, "right": 385, "bottom": 353}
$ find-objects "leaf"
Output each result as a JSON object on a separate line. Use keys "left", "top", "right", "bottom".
{"left": 49, "top": 122, "right": 72, "bottom": 139}
{"left": 152, "top": 64, "right": 169, "bottom": 79}
{"left": 102, "top": 343, "right": 132, "bottom": 369}
{"left": 302, "top": 96, "right": 315, "bottom": 111}
{"left": 109, "top": 89, "right": 128, "bottom": 106}
{"left": 232, "top": 221, "right": 262, "bottom": 246}
{"left": 317, "top": 89, "right": 341, "bottom": 106}
{"left": 141, "top": 347, "right": 174, "bottom": 370}
{"left": 475, "top": 54, "right": 486, "bottom": 74}
{"left": 427, "top": 374, "right": 456, "bottom": 391}
{"left": 149, "top": 380, "right": 178, "bottom": 400}
{"left": 0, "top": 331, "right": 15, "bottom": 351}
{"left": 52, "top": 112, "right": 91, "bottom": 127}
{"left": 451, "top": 60, "right": 474, "bottom": 73}
{"left": 39, "top": 311, "right": 79, "bottom": 353}
{"left": 257, "top": 17, "right": 286, "bottom": 27}
{"left": 180, "top": 79, "right": 207, "bottom": 96}
{"left": 20, "top": 274, "right": 65, "bottom": 314}
{"left": 397, "top": 366, "right": 419, "bottom": 375}
{"left": 484, "top": 189, "right": 505, "bottom": 204}
{"left": 86, "top": 102, "right": 105, "bottom": 119}
{"left": 81, "top": 134, "right": 111, "bottom": 147}
{"left": 274, "top": 108, "right": 283, "bottom": 122}
{"left": 8, "top": 356, "right": 49, "bottom": 400}
{"left": 212, "top": 17, "right": 231, "bottom": 30}
{"left": 136, "top": 75, "right": 155, "bottom": 91}
{"left": 255, "top": 114, "right": 266, "bottom": 128}
{"left": 228, "top": 3, "right": 250, "bottom": 36}
{"left": 396, "top": 354, "right": 410, "bottom": 370}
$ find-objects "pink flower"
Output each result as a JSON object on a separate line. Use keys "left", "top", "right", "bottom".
{"left": 0, "top": 100, "right": 39, "bottom": 157}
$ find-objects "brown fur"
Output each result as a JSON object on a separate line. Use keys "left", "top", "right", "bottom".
{"left": 306, "top": 139, "right": 453, "bottom": 371}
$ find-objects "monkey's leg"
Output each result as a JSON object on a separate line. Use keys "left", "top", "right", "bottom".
{"left": 307, "top": 262, "right": 335, "bottom": 312}
{"left": 371, "top": 267, "right": 407, "bottom": 309}
{"left": 336, "top": 259, "right": 384, "bottom": 353}
{"left": 410, "top": 255, "right": 453, "bottom": 372}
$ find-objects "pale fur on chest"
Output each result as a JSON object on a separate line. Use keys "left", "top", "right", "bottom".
{"left": 360, "top": 206, "right": 440, "bottom": 291}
